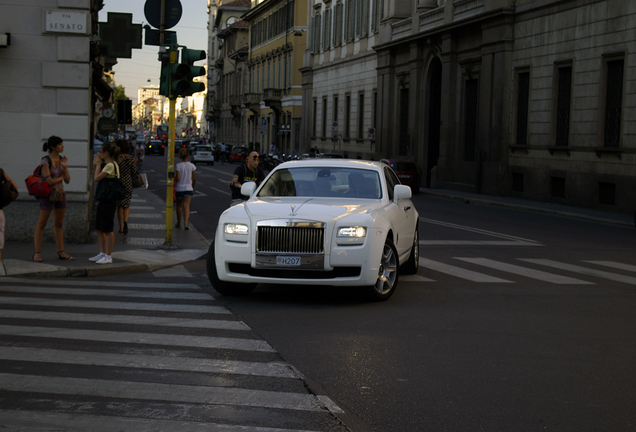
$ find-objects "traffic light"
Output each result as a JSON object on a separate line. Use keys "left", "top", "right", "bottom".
{"left": 170, "top": 47, "right": 206, "bottom": 98}
{"left": 158, "top": 44, "right": 175, "bottom": 97}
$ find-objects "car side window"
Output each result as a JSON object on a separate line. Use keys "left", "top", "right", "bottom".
{"left": 384, "top": 167, "right": 399, "bottom": 201}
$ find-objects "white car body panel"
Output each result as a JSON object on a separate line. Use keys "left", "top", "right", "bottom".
{"left": 213, "top": 160, "right": 418, "bottom": 287}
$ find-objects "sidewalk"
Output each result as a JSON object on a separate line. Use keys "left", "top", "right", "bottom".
{"left": 0, "top": 188, "right": 210, "bottom": 278}
{"left": 420, "top": 187, "right": 635, "bottom": 227}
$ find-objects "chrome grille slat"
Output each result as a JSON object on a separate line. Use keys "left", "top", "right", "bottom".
{"left": 257, "top": 226, "right": 324, "bottom": 253}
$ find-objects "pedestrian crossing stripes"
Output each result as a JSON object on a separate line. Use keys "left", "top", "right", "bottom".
{"left": 0, "top": 278, "right": 345, "bottom": 431}
{"left": 417, "top": 257, "right": 636, "bottom": 285}
{"left": 0, "top": 410, "right": 323, "bottom": 432}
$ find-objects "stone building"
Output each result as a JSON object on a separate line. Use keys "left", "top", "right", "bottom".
{"left": 303, "top": 0, "right": 636, "bottom": 212}
{"left": 0, "top": 0, "right": 101, "bottom": 243}
{"left": 301, "top": 0, "right": 382, "bottom": 158}
{"left": 213, "top": 0, "right": 252, "bottom": 149}
{"left": 243, "top": 0, "right": 308, "bottom": 155}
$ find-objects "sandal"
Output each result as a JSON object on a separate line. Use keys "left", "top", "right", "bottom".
{"left": 33, "top": 252, "right": 42, "bottom": 262}
{"left": 57, "top": 251, "right": 75, "bottom": 261}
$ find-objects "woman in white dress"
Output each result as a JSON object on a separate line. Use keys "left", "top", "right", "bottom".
{"left": 174, "top": 148, "right": 196, "bottom": 229}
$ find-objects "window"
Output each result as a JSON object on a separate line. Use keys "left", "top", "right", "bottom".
{"left": 555, "top": 65, "right": 572, "bottom": 146}
{"left": 346, "top": 0, "right": 354, "bottom": 41}
{"left": 334, "top": 2, "right": 343, "bottom": 46}
{"left": 516, "top": 71, "right": 530, "bottom": 145}
{"left": 345, "top": 94, "right": 351, "bottom": 139}
{"left": 333, "top": 95, "right": 339, "bottom": 125}
{"left": 371, "top": 0, "right": 380, "bottom": 33}
{"left": 314, "top": 13, "right": 322, "bottom": 52}
{"left": 358, "top": 93, "right": 365, "bottom": 139}
{"left": 399, "top": 88, "right": 409, "bottom": 154}
{"left": 312, "top": 99, "right": 317, "bottom": 137}
{"left": 322, "top": 97, "right": 328, "bottom": 137}
{"left": 323, "top": 8, "right": 331, "bottom": 50}
{"left": 464, "top": 79, "right": 478, "bottom": 161}
{"left": 604, "top": 58, "right": 624, "bottom": 147}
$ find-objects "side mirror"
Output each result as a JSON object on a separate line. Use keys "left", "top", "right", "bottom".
{"left": 393, "top": 184, "right": 412, "bottom": 203}
{"left": 241, "top": 182, "right": 257, "bottom": 197}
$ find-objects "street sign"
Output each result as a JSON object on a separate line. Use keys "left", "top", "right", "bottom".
{"left": 144, "top": 0, "right": 182, "bottom": 30}
{"left": 332, "top": 121, "right": 338, "bottom": 129}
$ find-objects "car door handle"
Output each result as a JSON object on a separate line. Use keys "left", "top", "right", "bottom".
{"left": 403, "top": 206, "right": 411, "bottom": 211}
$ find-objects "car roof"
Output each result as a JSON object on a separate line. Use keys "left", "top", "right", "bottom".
{"left": 275, "top": 159, "right": 386, "bottom": 171}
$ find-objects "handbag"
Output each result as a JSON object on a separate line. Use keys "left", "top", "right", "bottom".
{"left": 95, "top": 163, "right": 126, "bottom": 202}
{"left": 0, "top": 169, "right": 19, "bottom": 208}
{"left": 48, "top": 188, "right": 64, "bottom": 202}
{"left": 25, "top": 158, "right": 52, "bottom": 198}
{"left": 131, "top": 167, "right": 144, "bottom": 188}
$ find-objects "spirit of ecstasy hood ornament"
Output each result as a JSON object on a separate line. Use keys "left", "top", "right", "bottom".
{"left": 290, "top": 205, "right": 297, "bottom": 216}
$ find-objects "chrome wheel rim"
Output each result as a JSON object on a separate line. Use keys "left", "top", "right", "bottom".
{"left": 374, "top": 243, "right": 397, "bottom": 295}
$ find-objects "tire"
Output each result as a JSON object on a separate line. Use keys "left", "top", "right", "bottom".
{"left": 366, "top": 238, "right": 399, "bottom": 301}
{"left": 401, "top": 228, "right": 419, "bottom": 275}
{"left": 205, "top": 240, "right": 257, "bottom": 296}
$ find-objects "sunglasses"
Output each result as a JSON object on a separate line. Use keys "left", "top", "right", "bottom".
{"left": 252, "top": 155, "right": 260, "bottom": 160}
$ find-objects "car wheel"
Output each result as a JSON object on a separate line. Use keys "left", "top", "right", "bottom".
{"left": 401, "top": 229, "right": 419, "bottom": 275}
{"left": 205, "top": 240, "right": 257, "bottom": 296}
{"left": 367, "top": 238, "right": 399, "bottom": 301}
{"left": 211, "top": 161, "right": 214, "bottom": 166}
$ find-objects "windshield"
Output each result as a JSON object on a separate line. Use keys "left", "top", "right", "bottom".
{"left": 257, "top": 167, "right": 382, "bottom": 199}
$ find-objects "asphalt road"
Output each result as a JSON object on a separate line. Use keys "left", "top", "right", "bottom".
{"left": 28, "top": 153, "right": 632, "bottom": 432}
{"left": 151, "top": 152, "right": 636, "bottom": 431}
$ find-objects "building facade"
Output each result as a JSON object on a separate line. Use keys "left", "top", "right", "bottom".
{"left": 302, "top": 0, "right": 636, "bottom": 212}
{"left": 302, "top": 0, "right": 382, "bottom": 158}
{"left": 1, "top": 0, "right": 101, "bottom": 242}
{"left": 243, "top": 0, "right": 307, "bottom": 156}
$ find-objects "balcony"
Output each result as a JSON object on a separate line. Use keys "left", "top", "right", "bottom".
{"left": 243, "top": 93, "right": 261, "bottom": 112}
{"left": 262, "top": 88, "right": 282, "bottom": 111}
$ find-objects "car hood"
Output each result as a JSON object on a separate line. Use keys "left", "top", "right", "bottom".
{"left": 242, "top": 197, "right": 382, "bottom": 222}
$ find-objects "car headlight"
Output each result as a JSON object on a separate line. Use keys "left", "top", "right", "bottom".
{"left": 224, "top": 223, "right": 249, "bottom": 235}
{"left": 336, "top": 226, "right": 367, "bottom": 245}
{"left": 337, "top": 227, "right": 367, "bottom": 238}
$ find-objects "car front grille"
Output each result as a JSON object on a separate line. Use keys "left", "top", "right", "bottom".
{"left": 257, "top": 223, "right": 324, "bottom": 254}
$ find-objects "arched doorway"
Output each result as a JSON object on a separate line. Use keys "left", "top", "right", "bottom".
{"left": 426, "top": 57, "right": 442, "bottom": 188}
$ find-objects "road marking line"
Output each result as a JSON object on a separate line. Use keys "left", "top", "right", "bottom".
{"left": 0, "top": 297, "right": 231, "bottom": 314}
{"left": 0, "top": 286, "right": 210, "bottom": 300}
{"left": 0, "top": 410, "right": 324, "bottom": 432}
{"left": 0, "top": 373, "right": 338, "bottom": 412}
{"left": 0, "top": 277, "right": 200, "bottom": 289}
{"left": 419, "top": 258, "right": 512, "bottom": 283}
{"left": 455, "top": 258, "right": 593, "bottom": 284}
{"left": 129, "top": 213, "right": 163, "bottom": 218}
{"left": 421, "top": 240, "right": 541, "bottom": 246}
{"left": 400, "top": 274, "right": 436, "bottom": 282}
{"left": 519, "top": 259, "right": 636, "bottom": 285}
{"left": 0, "top": 347, "right": 297, "bottom": 378}
{"left": 419, "top": 218, "right": 541, "bottom": 244}
{"left": 583, "top": 261, "right": 636, "bottom": 273}
{"left": 0, "top": 325, "right": 275, "bottom": 352}
{"left": 0, "top": 310, "right": 248, "bottom": 330}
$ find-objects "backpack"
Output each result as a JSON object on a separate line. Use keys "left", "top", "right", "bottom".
{"left": 25, "top": 156, "right": 52, "bottom": 198}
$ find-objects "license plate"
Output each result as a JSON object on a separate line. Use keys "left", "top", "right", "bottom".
{"left": 276, "top": 256, "right": 301, "bottom": 266}
{"left": 398, "top": 174, "right": 410, "bottom": 179}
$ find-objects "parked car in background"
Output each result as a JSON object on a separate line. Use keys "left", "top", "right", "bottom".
{"left": 206, "top": 159, "right": 419, "bottom": 301}
{"left": 146, "top": 139, "right": 165, "bottom": 156}
{"left": 174, "top": 139, "right": 187, "bottom": 153}
{"left": 229, "top": 146, "right": 249, "bottom": 163}
{"left": 192, "top": 145, "right": 215, "bottom": 165}
{"left": 381, "top": 159, "right": 421, "bottom": 193}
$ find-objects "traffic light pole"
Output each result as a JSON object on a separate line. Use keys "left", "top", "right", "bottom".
{"left": 163, "top": 47, "right": 177, "bottom": 247}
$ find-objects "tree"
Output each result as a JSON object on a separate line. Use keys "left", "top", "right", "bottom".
{"left": 113, "top": 85, "right": 128, "bottom": 120}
